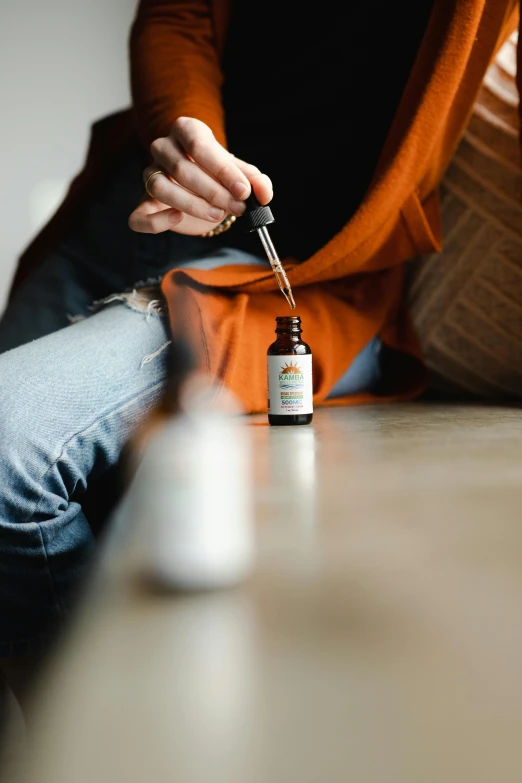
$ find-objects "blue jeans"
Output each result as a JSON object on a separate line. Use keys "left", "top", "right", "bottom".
{"left": 0, "top": 143, "right": 381, "bottom": 657}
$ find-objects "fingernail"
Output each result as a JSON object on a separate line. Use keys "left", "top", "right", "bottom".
{"left": 168, "top": 209, "right": 181, "bottom": 223}
{"left": 209, "top": 207, "right": 226, "bottom": 220}
{"left": 231, "top": 181, "right": 247, "bottom": 198}
{"left": 230, "top": 200, "right": 246, "bottom": 216}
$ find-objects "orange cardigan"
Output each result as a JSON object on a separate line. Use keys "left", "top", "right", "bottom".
{"left": 11, "top": 0, "right": 520, "bottom": 413}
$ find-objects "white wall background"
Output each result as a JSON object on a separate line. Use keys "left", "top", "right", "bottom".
{"left": 0, "top": 0, "right": 138, "bottom": 312}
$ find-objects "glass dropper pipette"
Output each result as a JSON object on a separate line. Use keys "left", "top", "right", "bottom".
{"left": 242, "top": 193, "right": 296, "bottom": 310}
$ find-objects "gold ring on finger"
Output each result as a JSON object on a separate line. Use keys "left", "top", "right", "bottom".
{"left": 144, "top": 169, "right": 166, "bottom": 198}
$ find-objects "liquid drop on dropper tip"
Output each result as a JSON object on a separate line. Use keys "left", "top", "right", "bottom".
{"left": 283, "top": 287, "right": 295, "bottom": 310}
{"left": 283, "top": 287, "right": 296, "bottom": 309}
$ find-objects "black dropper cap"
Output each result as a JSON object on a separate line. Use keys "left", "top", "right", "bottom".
{"left": 243, "top": 192, "right": 275, "bottom": 233}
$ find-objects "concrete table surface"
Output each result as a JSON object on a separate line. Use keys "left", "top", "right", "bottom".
{"left": 11, "top": 402, "right": 522, "bottom": 783}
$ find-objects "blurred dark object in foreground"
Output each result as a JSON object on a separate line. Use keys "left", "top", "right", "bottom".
{"left": 82, "top": 335, "right": 197, "bottom": 539}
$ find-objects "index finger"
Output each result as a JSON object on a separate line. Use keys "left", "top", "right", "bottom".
{"left": 173, "top": 117, "right": 251, "bottom": 199}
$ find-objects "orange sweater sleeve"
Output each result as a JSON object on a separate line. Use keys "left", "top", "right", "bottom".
{"left": 129, "top": 0, "right": 227, "bottom": 150}
{"left": 518, "top": 3, "right": 522, "bottom": 165}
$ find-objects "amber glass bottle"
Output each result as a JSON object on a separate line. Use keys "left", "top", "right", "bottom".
{"left": 267, "top": 316, "right": 313, "bottom": 426}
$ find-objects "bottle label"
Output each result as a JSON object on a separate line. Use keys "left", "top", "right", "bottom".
{"left": 267, "top": 354, "right": 313, "bottom": 415}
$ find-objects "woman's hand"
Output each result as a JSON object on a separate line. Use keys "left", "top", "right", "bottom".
{"left": 128, "top": 117, "right": 273, "bottom": 236}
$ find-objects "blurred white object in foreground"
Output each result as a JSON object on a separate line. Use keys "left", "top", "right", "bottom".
{"left": 120, "top": 373, "right": 256, "bottom": 591}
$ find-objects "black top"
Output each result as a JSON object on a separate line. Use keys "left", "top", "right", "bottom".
{"left": 219, "top": 1, "right": 434, "bottom": 262}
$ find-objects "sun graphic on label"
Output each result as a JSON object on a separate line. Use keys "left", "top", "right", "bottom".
{"left": 280, "top": 362, "right": 303, "bottom": 374}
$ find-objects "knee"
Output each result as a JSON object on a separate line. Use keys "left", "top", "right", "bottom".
{"left": 0, "top": 364, "right": 43, "bottom": 459}
{"left": 0, "top": 348, "right": 64, "bottom": 500}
